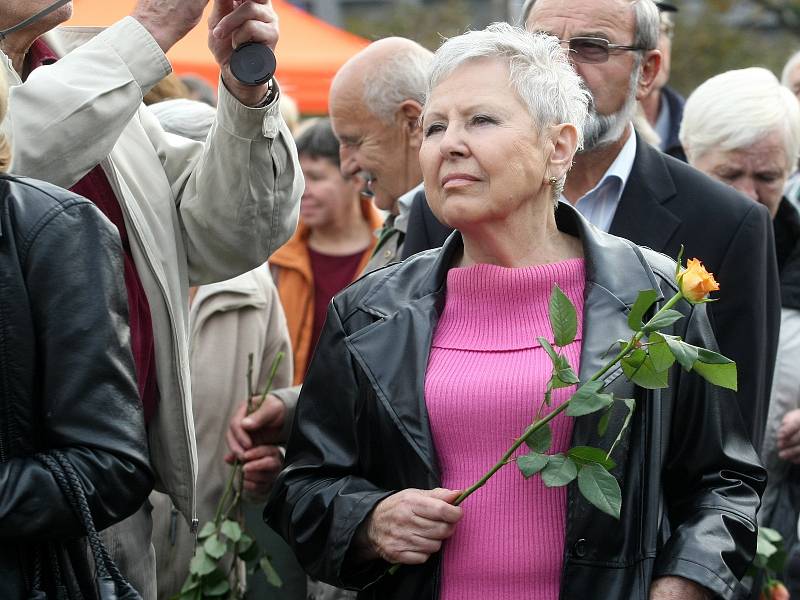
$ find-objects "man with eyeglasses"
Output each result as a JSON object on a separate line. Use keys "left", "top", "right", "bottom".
{"left": 523, "top": 0, "right": 780, "bottom": 598}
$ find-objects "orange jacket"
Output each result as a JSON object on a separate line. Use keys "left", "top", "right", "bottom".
{"left": 269, "top": 199, "right": 383, "bottom": 384}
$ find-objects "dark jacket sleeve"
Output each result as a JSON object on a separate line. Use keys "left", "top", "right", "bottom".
{"left": 401, "top": 190, "right": 454, "bottom": 260}
{"left": 0, "top": 198, "right": 153, "bottom": 540}
{"left": 266, "top": 301, "right": 394, "bottom": 589}
{"left": 707, "top": 202, "right": 780, "bottom": 451}
{"left": 653, "top": 303, "right": 766, "bottom": 599}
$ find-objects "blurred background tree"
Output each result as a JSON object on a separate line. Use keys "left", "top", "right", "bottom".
{"left": 294, "top": 0, "right": 800, "bottom": 98}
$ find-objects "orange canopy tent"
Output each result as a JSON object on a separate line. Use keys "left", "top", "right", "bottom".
{"left": 66, "top": 0, "right": 370, "bottom": 114}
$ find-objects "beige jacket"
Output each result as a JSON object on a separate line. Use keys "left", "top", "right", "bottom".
{"left": 1, "top": 17, "right": 303, "bottom": 525}
{"left": 150, "top": 268, "right": 293, "bottom": 598}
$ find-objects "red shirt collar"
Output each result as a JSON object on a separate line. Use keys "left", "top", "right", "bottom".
{"left": 25, "top": 38, "right": 58, "bottom": 75}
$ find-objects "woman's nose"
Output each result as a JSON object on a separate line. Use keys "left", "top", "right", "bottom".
{"left": 439, "top": 126, "right": 468, "bottom": 158}
{"left": 733, "top": 178, "right": 759, "bottom": 203}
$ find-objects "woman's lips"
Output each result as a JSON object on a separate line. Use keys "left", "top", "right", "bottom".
{"left": 441, "top": 173, "right": 480, "bottom": 189}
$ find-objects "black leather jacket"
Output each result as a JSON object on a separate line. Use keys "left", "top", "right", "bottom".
{"left": 0, "top": 174, "right": 153, "bottom": 599}
{"left": 267, "top": 204, "right": 765, "bottom": 600}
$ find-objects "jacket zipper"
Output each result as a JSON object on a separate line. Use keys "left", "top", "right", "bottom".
{"left": 101, "top": 161, "right": 198, "bottom": 530}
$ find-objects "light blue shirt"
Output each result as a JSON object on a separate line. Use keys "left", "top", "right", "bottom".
{"left": 567, "top": 130, "right": 637, "bottom": 233}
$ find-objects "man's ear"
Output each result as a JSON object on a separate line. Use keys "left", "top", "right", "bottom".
{"left": 636, "top": 49, "right": 662, "bottom": 101}
{"left": 548, "top": 123, "right": 579, "bottom": 180}
{"left": 398, "top": 99, "right": 424, "bottom": 147}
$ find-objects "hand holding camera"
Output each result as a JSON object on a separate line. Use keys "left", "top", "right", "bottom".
{"left": 132, "top": 0, "right": 278, "bottom": 106}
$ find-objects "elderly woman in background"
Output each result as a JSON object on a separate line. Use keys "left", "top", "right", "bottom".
{"left": 680, "top": 67, "right": 800, "bottom": 595}
{"left": 267, "top": 24, "right": 764, "bottom": 600}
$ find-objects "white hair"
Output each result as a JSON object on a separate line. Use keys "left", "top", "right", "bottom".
{"left": 362, "top": 45, "right": 433, "bottom": 124}
{"left": 425, "top": 23, "right": 590, "bottom": 202}
{"left": 782, "top": 49, "right": 800, "bottom": 88}
{"left": 520, "top": 0, "right": 660, "bottom": 52}
{"left": 680, "top": 67, "right": 800, "bottom": 172}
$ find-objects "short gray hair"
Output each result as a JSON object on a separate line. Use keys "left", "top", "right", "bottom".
{"left": 425, "top": 23, "right": 590, "bottom": 201}
{"left": 148, "top": 98, "right": 216, "bottom": 142}
{"left": 426, "top": 23, "right": 589, "bottom": 145}
{"left": 782, "top": 49, "right": 800, "bottom": 88}
{"left": 362, "top": 46, "right": 433, "bottom": 123}
{"left": 680, "top": 67, "right": 800, "bottom": 172}
{"left": 520, "top": 0, "right": 660, "bottom": 51}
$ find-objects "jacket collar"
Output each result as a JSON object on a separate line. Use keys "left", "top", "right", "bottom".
{"left": 358, "top": 202, "right": 662, "bottom": 317}
{"left": 609, "top": 132, "right": 681, "bottom": 251}
{"left": 347, "top": 203, "right": 664, "bottom": 478}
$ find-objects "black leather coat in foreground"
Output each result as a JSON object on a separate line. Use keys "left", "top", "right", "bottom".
{"left": 267, "top": 203, "right": 766, "bottom": 600}
{"left": 0, "top": 174, "right": 153, "bottom": 599}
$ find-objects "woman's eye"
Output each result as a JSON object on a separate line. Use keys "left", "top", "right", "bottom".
{"left": 471, "top": 114, "right": 497, "bottom": 126}
{"left": 424, "top": 123, "right": 445, "bottom": 137}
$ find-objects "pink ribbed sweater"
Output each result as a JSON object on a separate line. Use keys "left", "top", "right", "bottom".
{"left": 425, "top": 259, "right": 586, "bottom": 600}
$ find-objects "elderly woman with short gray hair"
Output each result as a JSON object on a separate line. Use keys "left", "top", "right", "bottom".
{"left": 680, "top": 67, "right": 800, "bottom": 596}
{"left": 267, "top": 24, "right": 763, "bottom": 600}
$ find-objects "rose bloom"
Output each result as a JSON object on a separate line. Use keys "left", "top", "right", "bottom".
{"left": 679, "top": 258, "right": 720, "bottom": 303}
{"left": 759, "top": 581, "right": 789, "bottom": 600}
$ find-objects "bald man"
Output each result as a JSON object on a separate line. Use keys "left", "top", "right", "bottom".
{"left": 329, "top": 37, "right": 433, "bottom": 271}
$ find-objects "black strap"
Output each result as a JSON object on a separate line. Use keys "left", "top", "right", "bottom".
{"left": 0, "top": 0, "right": 72, "bottom": 40}
{"left": 33, "top": 451, "right": 142, "bottom": 600}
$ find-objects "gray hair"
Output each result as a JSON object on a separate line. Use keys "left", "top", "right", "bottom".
{"left": 362, "top": 46, "right": 433, "bottom": 124}
{"left": 680, "top": 67, "right": 800, "bottom": 172}
{"left": 148, "top": 99, "right": 216, "bottom": 142}
{"left": 782, "top": 49, "right": 800, "bottom": 89}
{"left": 425, "top": 23, "right": 591, "bottom": 202}
{"left": 520, "top": 0, "right": 660, "bottom": 51}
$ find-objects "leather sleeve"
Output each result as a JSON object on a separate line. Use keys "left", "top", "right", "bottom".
{"left": 653, "top": 303, "right": 767, "bottom": 599}
{"left": 706, "top": 202, "right": 780, "bottom": 451}
{"left": 0, "top": 198, "right": 153, "bottom": 541}
{"left": 265, "top": 301, "right": 394, "bottom": 589}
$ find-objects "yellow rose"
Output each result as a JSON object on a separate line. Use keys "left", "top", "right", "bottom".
{"left": 679, "top": 258, "right": 719, "bottom": 304}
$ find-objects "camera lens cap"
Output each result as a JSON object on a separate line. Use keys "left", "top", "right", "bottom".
{"left": 230, "top": 43, "right": 277, "bottom": 86}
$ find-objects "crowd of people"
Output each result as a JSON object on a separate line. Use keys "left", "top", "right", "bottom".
{"left": 2, "top": 0, "right": 800, "bottom": 599}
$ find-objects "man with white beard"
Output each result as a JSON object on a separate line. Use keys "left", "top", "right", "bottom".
{"left": 523, "top": 0, "right": 781, "bottom": 458}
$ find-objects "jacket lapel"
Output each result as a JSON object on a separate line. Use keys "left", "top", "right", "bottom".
{"left": 345, "top": 236, "right": 459, "bottom": 480}
{"left": 609, "top": 134, "right": 681, "bottom": 252}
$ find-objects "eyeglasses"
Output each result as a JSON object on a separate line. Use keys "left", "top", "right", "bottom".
{"left": 559, "top": 37, "right": 647, "bottom": 64}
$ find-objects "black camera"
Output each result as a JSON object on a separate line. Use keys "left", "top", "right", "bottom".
{"left": 230, "top": 43, "right": 277, "bottom": 86}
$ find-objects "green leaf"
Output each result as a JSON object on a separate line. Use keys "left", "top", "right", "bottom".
{"left": 661, "top": 335, "right": 698, "bottom": 372}
{"left": 597, "top": 408, "right": 611, "bottom": 437}
{"left": 179, "top": 577, "right": 200, "bottom": 594}
{"left": 238, "top": 534, "right": 259, "bottom": 562}
{"left": 541, "top": 454, "right": 578, "bottom": 487}
{"left": 761, "top": 527, "right": 783, "bottom": 543}
{"left": 693, "top": 361, "right": 738, "bottom": 391}
{"left": 643, "top": 309, "right": 684, "bottom": 333}
{"left": 757, "top": 535, "right": 778, "bottom": 559}
{"left": 549, "top": 284, "right": 578, "bottom": 347}
{"left": 203, "top": 534, "right": 227, "bottom": 560}
{"left": 555, "top": 365, "right": 580, "bottom": 386}
{"left": 696, "top": 347, "right": 735, "bottom": 365}
{"left": 607, "top": 398, "right": 636, "bottom": 459}
{"left": 538, "top": 337, "right": 560, "bottom": 366}
{"left": 517, "top": 452, "right": 549, "bottom": 478}
{"left": 197, "top": 521, "right": 216, "bottom": 540}
{"left": 566, "top": 380, "right": 613, "bottom": 417}
{"left": 189, "top": 548, "right": 215, "bottom": 576}
{"left": 628, "top": 289, "right": 658, "bottom": 331}
{"left": 220, "top": 519, "right": 242, "bottom": 543}
{"left": 260, "top": 556, "right": 283, "bottom": 587}
{"left": 525, "top": 423, "right": 552, "bottom": 453}
{"left": 205, "top": 579, "right": 230, "bottom": 597}
{"left": 621, "top": 349, "right": 669, "bottom": 390}
{"left": 577, "top": 463, "right": 622, "bottom": 519}
{"left": 568, "top": 446, "right": 616, "bottom": 470}
{"left": 648, "top": 332, "right": 676, "bottom": 373}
